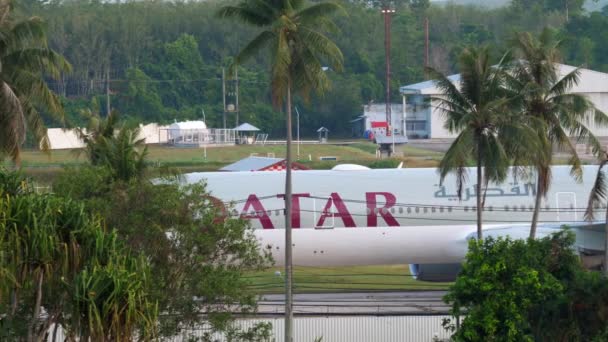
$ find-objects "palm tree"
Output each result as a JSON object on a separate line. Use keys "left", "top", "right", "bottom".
{"left": 76, "top": 102, "right": 121, "bottom": 166}
{"left": 510, "top": 29, "right": 608, "bottom": 239}
{"left": 584, "top": 154, "right": 608, "bottom": 275}
{"left": 0, "top": 1, "right": 71, "bottom": 165}
{"left": 218, "top": 1, "right": 344, "bottom": 339}
{"left": 429, "top": 46, "right": 537, "bottom": 240}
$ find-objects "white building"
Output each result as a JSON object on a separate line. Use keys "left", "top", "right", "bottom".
{"left": 399, "top": 63, "right": 608, "bottom": 139}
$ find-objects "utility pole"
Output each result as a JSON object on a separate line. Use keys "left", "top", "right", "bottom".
{"left": 106, "top": 66, "right": 111, "bottom": 116}
{"left": 235, "top": 67, "right": 240, "bottom": 127}
{"left": 425, "top": 17, "right": 430, "bottom": 78}
{"left": 222, "top": 68, "right": 227, "bottom": 129}
{"left": 382, "top": 7, "right": 395, "bottom": 155}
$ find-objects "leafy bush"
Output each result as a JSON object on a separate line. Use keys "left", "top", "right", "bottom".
{"left": 444, "top": 230, "right": 608, "bottom": 341}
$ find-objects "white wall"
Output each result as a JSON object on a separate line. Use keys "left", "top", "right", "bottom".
{"left": 429, "top": 98, "right": 453, "bottom": 139}
{"left": 45, "top": 123, "right": 169, "bottom": 150}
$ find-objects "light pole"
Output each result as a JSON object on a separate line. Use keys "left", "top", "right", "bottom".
{"left": 381, "top": 7, "right": 395, "bottom": 155}
{"left": 295, "top": 106, "right": 301, "bottom": 159}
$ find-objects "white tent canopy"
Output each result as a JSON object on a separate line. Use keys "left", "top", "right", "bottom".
{"left": 235, "top": 123, "right": 260, "bottom": 132}
{"left": 168, "top": 120, "right": 208, "bottom": 142}
{"left": 169, "top": 120, "right": 207, "bottom": 131}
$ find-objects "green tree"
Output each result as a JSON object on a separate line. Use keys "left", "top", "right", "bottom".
{"left": 0, "top": 169, "right": 157, "bottom": 341}
{"left": 443, "top": 230, "right": 608, "bottom": 341}
{"left": 76, "top": 98, "right": 121, "bottom": 165}
{"left": 218, "top": 1, "right": 344, "bottom": 337}
{"left": 429, "top": 46, "right": 536, "bottom": 239}
{"left": 0, "top": 0, "right": 70, "bottom": 165}
{"left": 510, "top": 29, "right": 608, "bottom": 239}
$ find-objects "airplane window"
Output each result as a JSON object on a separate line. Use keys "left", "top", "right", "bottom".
{"left": 488, "top": 206, "right": 493, "bottom": 212}
{"left": 415, "top": 207, "right": 420, "bottom": 213}
{"left": 275, "top": 210, "right": 281, "bottom": 216}
{"left": 520, "top": 205, "right": 526, "bottom": 211}
{"left": 439, "top": 207, "right": 444, "bottom": 213}
{"left": 399, "top": 207, "right": 403, "bottom": 214}
{"left": 431, "top": 207, "right": 436, "bottom": 213}
{"left": 512, "top": 206, "right": 517, "bottom": 211}
{"left": 366, "top": 208, "right": 371, "bottom": 215}
{"left": 464, "top": 206, "right": 469, "bottom": 212}
{"left": 382, "top": 208, "right": 388, "bottom": 214}
{"left": 407, "top": 207, "right": 412, "bottom": 214}
{"left": 472, "top": 206, "right": 477, "bottom": 212}
{"left": 267, "top": 210, "right": 272, "bottom": 216}
{"left": 504, "top": 205, "right": 509, "bottom": 211}
{"left": 423, "top": 207, "right": 428, "bottom": 214}
{"left": 390, "top": 207, "right": 395, "bottom": 214}
{"left": 529, "top": 205, "right": 533, "bottom": 211}
{"left": 448, "top": 207, "right": 452, "bottom": 213}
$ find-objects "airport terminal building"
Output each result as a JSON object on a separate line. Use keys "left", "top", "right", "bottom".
{"left": 394, "top": 63, "right": 608, "bottom": 139}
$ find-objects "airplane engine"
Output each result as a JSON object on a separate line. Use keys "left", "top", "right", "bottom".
{"left": 409, "top": 263, "right": 462, "bottom": 282}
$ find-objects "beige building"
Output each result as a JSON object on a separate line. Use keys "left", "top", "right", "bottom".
{"left": 399, "top": 63, "right": 608, "bottom": 139}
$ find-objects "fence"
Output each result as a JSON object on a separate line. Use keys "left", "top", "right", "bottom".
{"left": 162, "top": 128, "right": 236, "bottom": 146}
{"left": 165, "top": 315, "right": 453, "bottom": 342}
{"left": 46, "top": 315, "right": 454, "bottom": 341}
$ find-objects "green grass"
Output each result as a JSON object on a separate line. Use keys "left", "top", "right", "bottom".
{"left": 245, "top": 265, "right": 451, "bottom": 293}
{"left": 6, "top": 143, "right": 442, "bottom": 182}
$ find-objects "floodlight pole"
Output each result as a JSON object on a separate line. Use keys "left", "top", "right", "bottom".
{"left": 382, "top": 7, "right": 395, "bottom": 155}
{"left": 222, "top": 68, "right": 227, "bottom": 129}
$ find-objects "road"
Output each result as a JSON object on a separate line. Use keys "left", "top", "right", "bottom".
{"left": 255, "top": 291, "right": 449, "bottom": 315}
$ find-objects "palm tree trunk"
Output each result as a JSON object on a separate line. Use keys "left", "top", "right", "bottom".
{"left": 28, "top": 271, "right": 43, "bottom": 342}
{"left": 476, "top": 149, "right": 483, "bottom": 240}
{"left": 530, "top": 173, "right": 543, "bottom": 239}
{"left": 604, "top": 207, "right": 608, "bottom": 276}
{"left": 284, "top": 75, "right": 294, "bottom": 342}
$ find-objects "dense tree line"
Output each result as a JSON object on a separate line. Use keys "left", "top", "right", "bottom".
{"left": 13, "top": 0, "right": 606, "bottom": 137}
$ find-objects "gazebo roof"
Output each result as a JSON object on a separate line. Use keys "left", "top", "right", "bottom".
{"left": 235, "top": 123, "right": 260, "bottom": 132}
{"left": 317, "top": 127, "right": 329, "bottom": 132}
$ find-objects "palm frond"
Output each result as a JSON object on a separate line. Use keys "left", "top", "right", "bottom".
{"left": 550, "top": 68, "right": 581, "bottom": 96}
{"left": 0, "top": 81, "right": 25, "bottom": 162}
{"left": 299, "top": 27, "right": 343, "bottom": 72}
{"left": 585, "top": 159, "right": 608, "bottom": 221}
{"left": 233, "top": 30, "right": 274, "bottom": 67}
{"left": 297, "top": 2, "right": 345, "bottom": 24}
{"left": 216, "top": 4, "right": 274, "bottom": 27}
{"left": 439, "top": 129, "right": 474, "bottom": 200}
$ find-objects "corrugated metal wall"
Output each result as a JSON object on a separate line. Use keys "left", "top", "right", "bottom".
{"left": 168, "top": 316, "right": 453, "bottom": 342}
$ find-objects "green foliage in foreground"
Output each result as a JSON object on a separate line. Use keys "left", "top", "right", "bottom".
{"left": 444, "top": 231, "right": 608, "bottom": 341}
{"left": 53, "top": 166, "right": 272, "bottom": 339}
{"left": 0, "top": 168, "right": 157, "bottom": 340}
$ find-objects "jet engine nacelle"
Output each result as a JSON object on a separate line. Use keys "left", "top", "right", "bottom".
{"left": 409, "top": 263, "right": 462, "bottom": 282}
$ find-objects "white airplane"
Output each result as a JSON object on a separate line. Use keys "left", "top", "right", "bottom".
{"left": 183, "top": 165, "right": 607, "bottom": 281}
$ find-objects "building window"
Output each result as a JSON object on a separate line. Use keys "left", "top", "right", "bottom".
{"left": 406, "top": 120, "right": 426, "bottom": 131}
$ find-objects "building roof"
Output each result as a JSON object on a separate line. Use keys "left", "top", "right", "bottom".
{"left": 220, "top": 156, "right": 310, "bottom": 172}
{"left": 169, "top": 120, "right": 207, "bottom": 130}
{"left": 317, "top": 127, "right": 330, "bottom": 132}
{"left": 399, "top": 74, "right": 461, "bottom": 95}
{"left": 220, "top": 156, "right": 282, "bottom": 171}
{"left": 235, "top": 123, "right": 260, "bottom": 131}
{"left": 399, "top": 63, "right": 608, "bottom": 96}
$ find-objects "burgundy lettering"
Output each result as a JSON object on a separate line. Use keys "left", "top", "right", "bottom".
{"left": 241, "top": 194, "right": 274, "bottom": 229}
{"left": 316, "top": 193, "right": 356, "bottom": 227}
{"left": 366, "top": 192, "right": 399, "bottom": 227}
{"left": 277, "top": 193, "right": 311, "bottom": 228}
